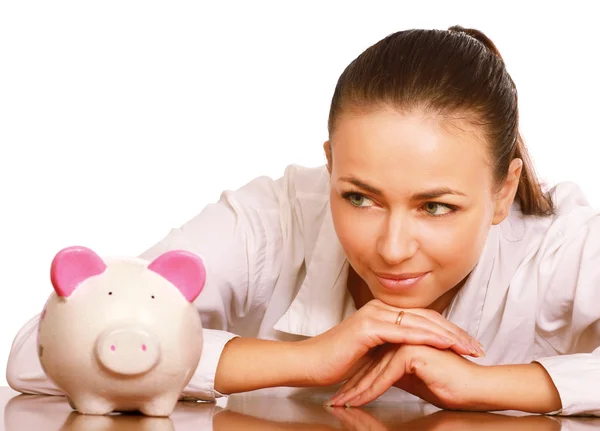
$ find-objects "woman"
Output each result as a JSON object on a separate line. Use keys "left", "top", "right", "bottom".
{"left": 6, "top": 25, "right": 600, "bottom": 416}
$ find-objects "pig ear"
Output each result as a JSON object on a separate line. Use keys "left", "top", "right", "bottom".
{"left": 50, "top": 246, "right": 107, "bottom": 298}
{"left": 147, "top": 250, "right": 206, "bottom": 302}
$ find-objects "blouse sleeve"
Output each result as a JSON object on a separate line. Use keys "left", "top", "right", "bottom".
{"left": 6, "top": 172, "right": 289, "bottom": 402}
{"left": 533, "top": 207, "right": 600, "bottom": 416}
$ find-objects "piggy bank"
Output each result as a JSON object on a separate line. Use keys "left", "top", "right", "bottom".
{"left": 36, "top": 245, "right": 206, "bottom": 417}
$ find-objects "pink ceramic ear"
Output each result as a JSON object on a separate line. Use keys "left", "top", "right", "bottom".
{"left": 147, "top": 250, "right": 206, "bottom": 302}
{"left": 50, "top": 246, "right": 107, "bottom": 298}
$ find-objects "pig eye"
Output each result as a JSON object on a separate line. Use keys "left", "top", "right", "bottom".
{"left": 108, "top": 292, "right": 113, "bottom": 295}
{"left": 151, "top": 295, "right": 155, "bottom": 299}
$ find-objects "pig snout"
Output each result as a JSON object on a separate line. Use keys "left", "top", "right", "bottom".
{"left": 95, "top": 327, "right": 160, "bottom": 376}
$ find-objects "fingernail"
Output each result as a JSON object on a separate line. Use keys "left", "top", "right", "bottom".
{"left": 346, "top": 394, "right": 360, "bottom": 407}
{"left": 472, "top": 337, "right": 484, "bottom": 349}
{"left": 460, "top": 340, "right": 475, "bottom": 354}
{"left": 330, "top": 392, "right": 344, "bottom": 404}
{"left": 471, "top": 340, "right": 485, "bottom": 356}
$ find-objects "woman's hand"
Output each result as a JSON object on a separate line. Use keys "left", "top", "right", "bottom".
{"left": 298, "top": 299, "right": 484, "bottom": 388}
{"left": 326, "top": 344, "right": 481, "bottom": 409}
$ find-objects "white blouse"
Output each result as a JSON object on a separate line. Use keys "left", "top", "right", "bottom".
{"left": 6, "top": 164, "right": 600, "bottom": 416}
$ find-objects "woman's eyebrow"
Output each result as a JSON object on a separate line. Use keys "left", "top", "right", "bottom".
{"left": 411, "top": 188, "right": 467, "bottom": 200}
{"left": 339, "top": 176, "right": 466, "bottom": 200}
{"left": 339, "top": 176, "right": 383, "bottom": 196}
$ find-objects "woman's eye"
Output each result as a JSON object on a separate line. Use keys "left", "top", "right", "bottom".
{"left": 346, "top": 193, "right": 374, "bottom": 208}
{"left": 423, "top": 202, "right": 453, "bottom": 216}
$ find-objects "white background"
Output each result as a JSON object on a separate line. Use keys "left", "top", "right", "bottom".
{"left": 0, "top": 1, "right": 598, "bottom": 387}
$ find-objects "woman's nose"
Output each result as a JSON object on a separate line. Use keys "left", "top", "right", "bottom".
{"left": 376, "top": 216, "right": 418, "bottom": 266}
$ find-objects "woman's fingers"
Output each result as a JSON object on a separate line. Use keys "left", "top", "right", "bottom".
{"left": 328, "top": 346, "right": 395, "bottom": 405}
{"left": 400, "top": 312, "right": 481, "bottom": 356}
{"left": 301, "top": 297, "right": 484, "bottom": 389}
{"left": 362, "top": 308, "right": 480, "bottom": 357}
{"left": 329, "top": 359, "right": 376, "bottom": 404}
{"left": 413, "top": 309, "right": 484, "bottom": 353}
{"left": 331, "top": 349, "right": 397, "bottom": 407}
{"left": 372, "top": 301, "right": 475, "bottom": 342}
{"left": 366, "top": 302, "right": 484, "bottom": 357}
{"left": 374, "top": 320, "right": 453, "bottom": 348}
{"left": 340, "top": 352, "right": 408, "bottom": 407}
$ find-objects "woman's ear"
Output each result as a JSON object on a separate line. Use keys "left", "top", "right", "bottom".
{"left": 323, "top": 140, "right": 333, "bottom": 174}
{"left": 492, "top": 158, "right": 523, "bottom": 225}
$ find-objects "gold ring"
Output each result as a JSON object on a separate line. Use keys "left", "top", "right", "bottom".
{"left": 395, "top": 310, "right": 405, "bottom": 326}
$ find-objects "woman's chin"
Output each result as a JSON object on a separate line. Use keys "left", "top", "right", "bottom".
{"left": 371, "top": 291, "right": 434, "bottom": 309}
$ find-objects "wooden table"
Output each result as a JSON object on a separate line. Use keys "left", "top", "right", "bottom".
{"left": 0, "top": 386, "right": 597, "bottom": 430}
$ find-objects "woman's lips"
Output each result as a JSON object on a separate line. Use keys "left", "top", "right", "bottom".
{"left": 374, "top": 271, "right": 430, "bottom": 291}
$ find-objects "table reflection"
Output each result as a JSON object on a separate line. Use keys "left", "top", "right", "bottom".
{"left": 219, "top": 395, "right": 565, "bottom": 430}
{"left": 3, "top": 389, "right": 598, "bottom": 430}
{"left": 4, "top": 394, "right": 215, "bottom": 430}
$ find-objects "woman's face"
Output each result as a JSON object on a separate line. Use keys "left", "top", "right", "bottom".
{"left": 327, "top": 107, "right": 520, "bottom": 311}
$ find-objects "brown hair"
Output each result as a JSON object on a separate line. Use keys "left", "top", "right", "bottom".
{"left": 327, "top": 25, "right": 554, "bottom": 216}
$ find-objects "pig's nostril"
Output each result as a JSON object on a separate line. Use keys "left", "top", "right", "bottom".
{"left": 142, "top": 344, "right": 147, "bottom": 351}
{"left": 110, "top": 345, "right": 116, "bottom": 351}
